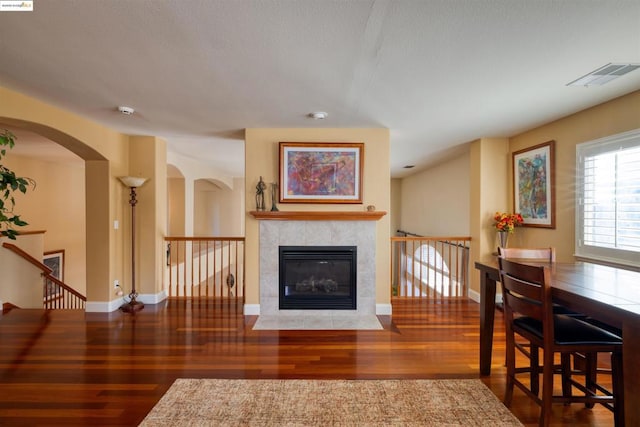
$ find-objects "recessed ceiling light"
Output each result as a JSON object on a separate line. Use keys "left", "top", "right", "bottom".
{"left": 309, "top": 111, "right": 328, "bottom": 120}
{"left": 567, "top": 63, "right": 640, "bottom": 87}
{"left": 118, "top": 106, "right": 135, "bottom": 115}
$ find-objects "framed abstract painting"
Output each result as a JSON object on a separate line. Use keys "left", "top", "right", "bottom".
{"left": 279, "top": 142, "right": 364, "bottom": 204}
{"left": 513, "top": 140, "right": 555, "bottom": 228}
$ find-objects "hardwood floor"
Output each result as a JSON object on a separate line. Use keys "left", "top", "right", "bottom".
{"left": 0, "top": 298, "right": 614, "bottom": 426}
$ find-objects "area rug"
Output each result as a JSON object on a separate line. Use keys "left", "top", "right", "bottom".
{"left": 139, "top": 379, "right": 523, "bottom": 426}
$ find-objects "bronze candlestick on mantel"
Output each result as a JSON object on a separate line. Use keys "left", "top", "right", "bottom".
{"left": 270, "top": 182, "right": 279, "bottom": 211}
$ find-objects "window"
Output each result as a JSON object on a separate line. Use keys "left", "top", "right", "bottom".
{"left": 576, "top": 128, "right": 640, "bottom": 267}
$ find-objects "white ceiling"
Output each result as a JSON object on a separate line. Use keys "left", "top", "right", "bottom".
{"left": 1, "top": 0, "right": 639, "bottom": 178}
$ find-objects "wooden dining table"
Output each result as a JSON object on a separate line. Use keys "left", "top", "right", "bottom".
{"left": 475, "top": 258, "right": 640, "bottom": 426}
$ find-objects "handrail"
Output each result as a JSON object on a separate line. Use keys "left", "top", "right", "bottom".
{"left": 44, "top": 274, "right": 87, "bottom": 301}
{"left": 2, "top": 243, "right": 53, "bottom": 275}
{"left": 2, "top": 242, "right": 86, "bottom": 309}
{"left": 396, "top": 229, "right": 422, "bottom": 237}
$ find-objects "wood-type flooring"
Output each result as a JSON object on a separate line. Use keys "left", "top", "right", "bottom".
{"left": 0, "top": 298, "right": 615, "bottom": 426}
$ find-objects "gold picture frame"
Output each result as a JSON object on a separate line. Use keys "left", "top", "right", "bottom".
{"left": 279, "top": 142, "right": 364, "bottom": 204}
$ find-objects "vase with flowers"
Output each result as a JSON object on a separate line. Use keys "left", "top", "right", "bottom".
{"left": 493, "top": 212, "right": 524, "bottom": 248}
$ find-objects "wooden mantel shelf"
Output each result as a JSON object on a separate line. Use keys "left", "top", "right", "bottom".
{"left": 249, "top": 210, "right": 387, "bottom": 221}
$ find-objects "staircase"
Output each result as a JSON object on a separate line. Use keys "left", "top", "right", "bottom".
{"left": 2, "top": 243, "right": 86, "bottom": 309}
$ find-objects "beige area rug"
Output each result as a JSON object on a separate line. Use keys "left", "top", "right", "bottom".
{"left": 139, "top": 379, "right": 523, "bottom": 426}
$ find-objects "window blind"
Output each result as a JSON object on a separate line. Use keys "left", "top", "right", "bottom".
{"left": 576, "top": 129, "right": 640, "bottom": 267}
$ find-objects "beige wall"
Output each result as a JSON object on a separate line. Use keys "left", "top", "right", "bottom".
{"left": 3, "top": 155, "right": 87, "bottom": 294}
{"left": 400, "top": 151, "right": 471, "bottom": 236}
{"left": 508, "top": 90, "right": 640, "bottom": 262}
{"left": 405, "top": 91, "right": 640, "bottom": 297}
{"left": 0, "top": 233, "right": 46, "bottom": 308}
{"left": 390, "top": 178, "right": 401, "bottom": 236}
{"left": 3, "top": 84, "right": 636, "bottom": 309}
{"left": 1, "top": 86, "right": 167, "bottom": 309}
{"left": 194, "top": 178, "right": 244, "bottom": 237}
{"left": 468, "top": 137, "right": 510, "bottom": 294}
{"left": 167, "top": 176, "right": 186, "bottom": 236}
{"left": 129, "top": 136, "right": 167, "bottom": 296}
{"left": 244, "top": 128, "right": 391, "bottom": 306}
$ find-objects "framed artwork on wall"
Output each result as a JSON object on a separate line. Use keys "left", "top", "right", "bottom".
{"left": 513, "top": 140, "right": 555, "bottom": 228}
{"left": 279, "top": 142, "right": 364, "bottom": 204}
{"left": 43, "top": 249, "right": 64, "bottom": 300}
{"left": 43, "top": 249, "right": 65, "bottom": 281}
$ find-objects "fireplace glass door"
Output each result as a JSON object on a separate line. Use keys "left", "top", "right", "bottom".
{"left": 279, "top": 246, "right": 356, "bottom": 310}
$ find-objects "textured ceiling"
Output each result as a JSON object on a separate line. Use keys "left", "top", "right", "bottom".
{"left": 1, "top": 0, "right": 639, "bottom": 178}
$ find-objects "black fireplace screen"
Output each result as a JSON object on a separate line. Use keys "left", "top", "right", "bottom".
{"left": 279, "top": 246, "right": 357, "bottom": 310}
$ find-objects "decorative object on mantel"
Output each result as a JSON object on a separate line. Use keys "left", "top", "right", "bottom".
{"left": 366, "top": 204, "right": 375, "bottom": 212}
{"left": 279, "top": 142, "right": 364, "bottom": 204}
{"left": 493, "top": 211, "right": 523, "bottom": 248}
{"left": 255, "top": 176, "right": 267, "bottom": 211}
{"left": 270, "top": 182, "right": 279, "bottom": 211}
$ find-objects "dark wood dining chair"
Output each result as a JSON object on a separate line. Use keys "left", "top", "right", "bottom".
{"left": 498, "top": 257, "right": 624, "bottom": 427}
{"left": 498, "top": 246, "right": 580, "bottom": 315}
{"left": 497, "top": 246, "right": 584, "bottom": 395}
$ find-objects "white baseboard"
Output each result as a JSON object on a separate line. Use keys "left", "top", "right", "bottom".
{"left": 376, "top": 303, "right": 392, "bottom": 315}
{"left": 85, "top": 291, "right": 167, "bottom": 313}
{"left": 468, "top": 288, "right": 502, "bottom": 304}
{"left": 86, "top": 300, "right": 394, "bottom": 315}
{"left": 85, "top": 299, "right": 122, "bottom": 313}
{"left": 139, "top": 291, "right": 167, "bottom": 304}
{"left": 244, "top": 304, "right": 260, "bottom": 315}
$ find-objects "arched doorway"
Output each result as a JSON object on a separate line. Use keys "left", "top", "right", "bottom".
{"left": 0, "top": 118, "right": 111, "bottom": 303}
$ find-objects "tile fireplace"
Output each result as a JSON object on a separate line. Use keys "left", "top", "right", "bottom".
{"left": 257, "top": 218, "right": 377, "bottom": 319}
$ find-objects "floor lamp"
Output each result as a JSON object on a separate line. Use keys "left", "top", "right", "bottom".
{"left": 119, "top": 176, "right": 148, "bottom": 313}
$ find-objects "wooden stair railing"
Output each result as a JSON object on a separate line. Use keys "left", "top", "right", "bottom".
{"left": 391, "top": 235, "right": 472, "bottom": 299}
{"left": 164, "top": 236, "right": 245, "bottom": 301}
{"left": 2, "top": 243, "right": 86, "bottom": 309}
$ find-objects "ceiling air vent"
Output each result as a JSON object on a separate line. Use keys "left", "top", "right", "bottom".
{"left": 567, "top": 63, "right": 640, "bottom": 87}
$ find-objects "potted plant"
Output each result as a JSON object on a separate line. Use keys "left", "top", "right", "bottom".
{"left": 1, "top": 129, "right": 35, "bottom": 239}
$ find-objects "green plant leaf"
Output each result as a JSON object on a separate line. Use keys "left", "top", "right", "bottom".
{"left": 0, "top": 129, "right": 35, "bottom": 237}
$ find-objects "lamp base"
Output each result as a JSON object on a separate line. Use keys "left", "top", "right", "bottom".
{"left": 120, "top": 299, "right": 144, "bottom": 313}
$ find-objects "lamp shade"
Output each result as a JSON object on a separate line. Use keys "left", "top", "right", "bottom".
{"left": 119, "top": 176, "right": 148, "bottom": 188}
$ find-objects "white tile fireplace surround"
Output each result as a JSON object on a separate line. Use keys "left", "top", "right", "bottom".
{"left": 253, "top": 214, "right": 384, "bottom": 330}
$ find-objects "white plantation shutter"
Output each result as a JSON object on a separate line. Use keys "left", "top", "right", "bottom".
{"left": 576, "top": 128, "right": 640, "bottom": 268}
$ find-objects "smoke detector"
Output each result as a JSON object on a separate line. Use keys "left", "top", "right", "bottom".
{"left": 309, "top": 111, "right": 328, "bottom": 120}
{"left": 118, "top": 106, "right": 135, "bottom": 115}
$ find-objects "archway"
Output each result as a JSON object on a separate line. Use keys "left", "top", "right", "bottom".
{"left": 0, "top": 117, "right": 110, "bottom": 303}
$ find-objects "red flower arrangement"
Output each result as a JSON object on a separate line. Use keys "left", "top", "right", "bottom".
{"left": 493, "top": 212, "right": 524, "bottom": 233}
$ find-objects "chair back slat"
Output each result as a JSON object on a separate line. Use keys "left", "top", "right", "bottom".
{"left": 498, "top": 246, "right": 556, "bottom": 262}
{"left": 505, "top": 275, "right": 543, "bottom": 300}
{"left": 503, "top": 289, "right": 544, "bottom": 320}
{"left": 498, "top": 257, "right": 554, "bottom": 332}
